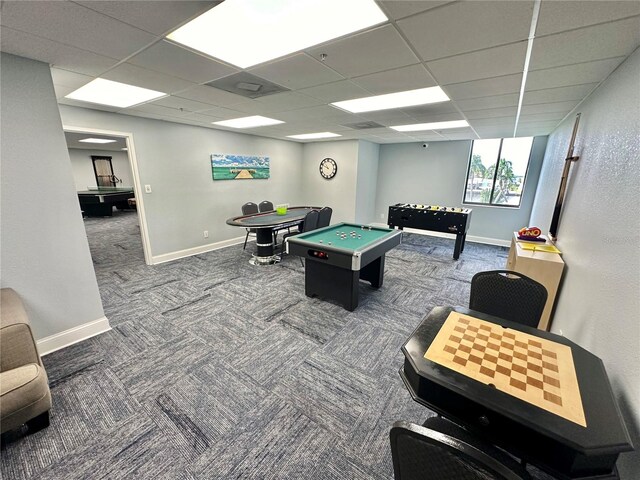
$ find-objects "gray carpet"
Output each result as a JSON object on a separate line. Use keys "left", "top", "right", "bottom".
{"left": 2, "top": 209, "right": 552, "bottom": 479}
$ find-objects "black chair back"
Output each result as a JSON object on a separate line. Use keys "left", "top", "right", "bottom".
{"left": 242, "top": 202, "right": 259, "bottom": 215}
{"left": 301, "top": 210, "right": 319, "bottom": 233}
{"left": 258, "top": 200, "right": 274, "bottom": 212}
{"left": 469, "top": 270, "right": 548, "bottom": 328}
{"left": 391, "top": 417, "right": 531, "bottom": 480}
{"left": 317, "top": 207, "right": 333, "bottom": 228}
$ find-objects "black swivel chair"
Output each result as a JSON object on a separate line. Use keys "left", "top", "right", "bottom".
{"left": 469, "top": 270, "right": 548, "bottom": 328}
{"left": 282, "top": 210, "right": 319, "bottom": 266}
{"left": 241, "top": 202, "right": 259, "bottom": 250}
{"left": 390, "top": 416, "right": 531, "bottom": 480}
{"left": 258, "top": 200, "right": 274, "bottom": 212}
{"left": 316, "top": 206, "right": 333, "bottom": 228}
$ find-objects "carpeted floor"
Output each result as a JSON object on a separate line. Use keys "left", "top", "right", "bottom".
{"left": 2, "top": 209, "right": 543, "bottom": 479}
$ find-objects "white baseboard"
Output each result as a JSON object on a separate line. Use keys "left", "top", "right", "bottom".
{"left": 371, "top": 223, "right": 510, "bottom": 247}
{"left": 151, "top": 235, "right": 248, "bottom": 265}
{"left": 37, "top": 316, "right": 111, "bottom": 356}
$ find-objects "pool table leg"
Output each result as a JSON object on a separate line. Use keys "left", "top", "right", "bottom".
{"left": 360, "top": 255, "right": 385, "bottom": 288}
{"left": 305, "top": 261, "right": 359, "bottom": 311}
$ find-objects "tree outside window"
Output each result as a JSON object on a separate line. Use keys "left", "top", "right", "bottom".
{"left": 464, "top": 137, "right": 533, "bottom": 207}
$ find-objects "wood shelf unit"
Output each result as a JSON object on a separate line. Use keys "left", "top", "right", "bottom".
{"left": 506, "top": 232, "right": 565, "bottom": 331}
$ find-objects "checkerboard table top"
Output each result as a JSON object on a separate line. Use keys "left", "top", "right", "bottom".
{"left": 425, "top": 312, "right": 586, "bottom": 427}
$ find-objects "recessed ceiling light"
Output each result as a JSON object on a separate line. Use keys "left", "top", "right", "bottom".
{"left": 212, "top": 116, "right": 285, "bottom": 129}
{"left": 65, "top": 78, "right": 166, "bottom": 108}
{"left": 287, "top": 132, "right": 342, "bottom": 140}
{"left": 330, "top": 86, "right": 450, "bottom": 113}
{"left": 390, "top": 120, "right": 470, "bottom": 132}
{"left": 167, "top": 0, "right": 387, "bottom": 68}
{"left": 78, "top": 138, "right": 118, "bottom": 144}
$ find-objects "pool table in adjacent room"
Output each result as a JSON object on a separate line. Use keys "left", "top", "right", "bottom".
{"left": 285, "top": 222, "right": 402, "bottom": 311}
{"left": 77, "top": 188, "right": 135, "bottom": 217}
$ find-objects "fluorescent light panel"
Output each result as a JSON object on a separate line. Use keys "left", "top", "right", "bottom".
{"left": 287, "top": 132, "right": 342, "bottom": 140}
{"left": 66, "top": 78, "right": 166, "bottom": 108}
{"left": 167, "top": 0, "right": 387, "bottom": 68}
{"left": 390, "top": 120, "right": 469, "bottom": 132}
{"left": 331, "top": 86, "right": 449, "bottom": 113}
{"left": 213, "top": 116, "right": 284, "bottom": 128}
{"left": 78, "top": 138, "right": 117, "bottom": 144}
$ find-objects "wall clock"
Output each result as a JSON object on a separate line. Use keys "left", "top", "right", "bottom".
{"left": 319, "top": 157, "right": 337, "bottom": 179}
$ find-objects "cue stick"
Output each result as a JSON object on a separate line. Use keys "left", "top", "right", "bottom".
{"left": 549, "top": 113, "right": 581, "bottom": 240}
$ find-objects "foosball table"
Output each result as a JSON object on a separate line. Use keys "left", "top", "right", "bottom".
{"left": 387, "top": 203, "right": 472, "bottom": 259}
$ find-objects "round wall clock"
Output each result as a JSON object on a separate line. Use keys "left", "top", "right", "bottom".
{"left": 319, "top": 157, "right": 337, "bottom": 179}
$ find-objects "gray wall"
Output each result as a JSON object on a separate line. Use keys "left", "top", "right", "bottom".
{"left": 529, "top": 50, "right": 640, "bottom": 477}
{"left": 375, "top": 137, "right": 547, "bottom": 242}
{"left": 69, "top": 148, "right": 133, "bottom": 191}
{"left": 300, "top": 140, "right": 360, "bottom": 223}
{"left": 355, "top": 140, "right": 380, "bottom": 224}
{"left": 59, "top": 105, "right": 305, "bottom": 257}
{"left": 0, "top": 53, "right": 105, "bottom": 339}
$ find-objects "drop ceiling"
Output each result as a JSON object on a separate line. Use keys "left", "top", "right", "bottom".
{"left": 1, "top": 1, "right": 638, "bottom": 143}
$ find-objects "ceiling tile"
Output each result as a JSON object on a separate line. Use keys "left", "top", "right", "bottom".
{"left": 357, "top": 110, "right": 413, "bottom": 125}
{"left": 298, "top": 80, "right": 371, "bottom": 102}
{"left": 254, "top": 92, "right": 324, "bottom": 111}
{"left": 149, "top": 95, "right": 218, "bottom": 113}
{"left": 403, "top": 112, "right": 467, "bottom": 124}
{"left": 443, "top": 74, "right": 523, "bottom": 100}
{"left": 474, "top": 127, "right": 516, "bottom": 139}
{"left": 464, "top": 107, "right": 519, "bottom": 120}
{"left": 1, "top": 1, "right": 156, "bottom": 59}
{"left": 306, "top": 24, "right": 419, "bottom": 78}
{"left": 526, "top": 57, "right": 624, "bottom": 90}
{"left": 520, "top": 101, "right": 579, "bottom": 116}
{"left": 427, "top": 42, "right": 527, "bottom": 85}
{"left": 397, "top": 1, "right": 534, "bottom": 61}
{"left": 50, "top": 68, "right": 94, "bottom": 89}
{"left": 102, "top": 63, "right": 196, "bottom": 94}
{"left": 289, "top": 105, "right": 362, "bottom": 122}
{"left": 180, "top": 112, "right": 224, "bottom": 123}
{"left": 197, "top": 105, "right": 249, "bottom": 118}
{"left": 0, "top": 27, "right": 118, "bottom": 76}
{"left": 75, "top": 1, "right": 218, "bottom": 35}
{"left": 442, "top": 128, "right": 478, "bottom": 140}
{"left": 518, "top": 112, "right": 566, "bottom": 123}
{"left": 379, "top": 1, "right": 452, "bottom": 20}
{"left": 469, "top": 117, "right": 517, "bottom": 128}
{"left": 249, "top": 53, "right": 344, "bottom": 90}
{"left": 523, "top": 83, "right": 598, "bottom": 104}
{"left": 529, "top": 17, "right": 640, "bottom": 71}
{"left": 53, "top": 84, "right": 75, "bottom": 100}
{"left": 126, "top": 103, "right": 190, "bottom": 118}
{"left": 401, "top": 101, "right": 459, "bottom": 117}
{"left": 129, "top": 40, "right": 238, "bottom": 83}
{"left": 455, "top": 93, "right": 520, "bottom": 111}
{"left": 350, "top": 63, "right": 436, "bottom": 94}
{"left": 536, "top": 1, "right": 640, "bottom": 37}
{"left": 171, "top": 85, "right": 248, "bottom": 107}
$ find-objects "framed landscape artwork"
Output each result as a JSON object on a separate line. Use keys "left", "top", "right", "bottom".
{"left": 211, "top": 153, "right": 270, "bottom": 180}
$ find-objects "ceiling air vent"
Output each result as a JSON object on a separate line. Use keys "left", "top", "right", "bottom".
{"left": 205, "top": 72, "right": 289, "bottom": 99}
{"left": 341, "top": 121, "right": 384, "bottom": 130}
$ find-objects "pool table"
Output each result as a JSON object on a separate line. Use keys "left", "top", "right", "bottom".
{"left": 285, "top": 222, "right": 402, "bottom": 311}
{"left": 78, "top": 188, "right": 135, "bottom": 217}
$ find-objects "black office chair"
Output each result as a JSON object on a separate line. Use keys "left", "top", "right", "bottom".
{"left": 241, "top": 202, "right": 259, "bottom": 250}
{"left": 258, "top": 200, "right": 274, "bottom": 212}
{"left": 390, "top": 416, "right": 531, "bottom": 480}
{"left": 469, "top": 270, "right": 548, "bottom": 328}
{"left": 317, "top": 206, "right": 333, "bottom": 228}
{"left": 282, "top": 210, "right": 319, "bottom": 266}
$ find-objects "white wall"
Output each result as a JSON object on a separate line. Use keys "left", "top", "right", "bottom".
{"left": 300, "top": 140, "right": 360, "bottom": 223}
{"left": 59, "top": 105, "right": 305, "bottom": 258}
{"left": 69, "top": 148, "right": 133, "bottom": 191}
{"left": 355, "top": 140, "right": 380, "bottom": 225}
{"left": 529, "top": 50, "right": 640, "bottom": 477}
{"left": 375, "top": 137, "right": 547, "bottom": 242}
{"left": 0, "top": 53, "right": 105, "bottom": 339}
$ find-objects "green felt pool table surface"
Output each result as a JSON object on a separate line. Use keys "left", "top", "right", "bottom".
{"left": 293, "top": 223, "right": 394, "bottom": 251}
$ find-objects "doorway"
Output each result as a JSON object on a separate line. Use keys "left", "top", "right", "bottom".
{"left": 64, "top": 125, "right": 152, "bottom": 265}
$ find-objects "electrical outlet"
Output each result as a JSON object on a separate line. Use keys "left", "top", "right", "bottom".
{"left": 144, "top": 184, "right": 152, "bottom": 193}
{"left": 203, "top": 230, "right": 209, "bottom": 238}
{"left": 558, "top": 329, "right": 563, "bottom": 336}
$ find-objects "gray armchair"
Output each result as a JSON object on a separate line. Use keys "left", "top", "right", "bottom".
{"left": 1, "top": 288, "right": 52, "bottom": 434}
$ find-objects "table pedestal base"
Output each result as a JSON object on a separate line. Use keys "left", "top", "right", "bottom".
{"left": 249, "top": 254, "right": 280, "bottom": 266}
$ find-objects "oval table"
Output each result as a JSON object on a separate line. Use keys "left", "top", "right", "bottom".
{"left": 226, "top": 206, "right": 320, "bottom": 265}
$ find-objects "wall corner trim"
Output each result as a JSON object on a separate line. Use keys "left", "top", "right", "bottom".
{"left": 151, "top": 235, "right": 248, "bottom": 265}
{"left": 37, "top": 316, "right": 111, "bottom": 356}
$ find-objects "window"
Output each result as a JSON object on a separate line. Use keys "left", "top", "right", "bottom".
{"left": 463, "top": 137, "right": 534, "bottom": 207}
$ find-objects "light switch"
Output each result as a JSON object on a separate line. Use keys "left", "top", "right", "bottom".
{"left": 144, "top": 185, "right": 152, "bottom": 193}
